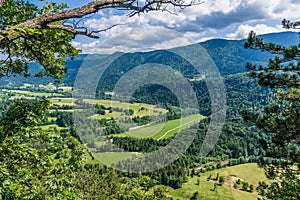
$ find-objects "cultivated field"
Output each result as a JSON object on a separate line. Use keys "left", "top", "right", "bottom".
{"left": 4, "top": 89, "right": 63, "bottom": 97}
{"left": 114, "top": 114, "right": 204, "bottom": 139}
{"left": 93, "top": 152, "right": 134, "bottom": 166}
{"left": 84, "top": 99, "right": 167, "bottom": 118}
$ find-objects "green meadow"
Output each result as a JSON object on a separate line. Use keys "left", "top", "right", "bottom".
{"left": 169, "top": 163, "right": 268, "bottom": 200}
{"left": 115, "top": 114, "right": 204, "bottom": 139}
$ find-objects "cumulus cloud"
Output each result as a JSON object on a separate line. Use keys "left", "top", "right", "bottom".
{"left": 171, "top": 1, "right": 269, "bottom": 31}
{"left": 226, "top": 24, "right": 282, "bottom": 40}
{"left": 226, "top": 24, "right": 299, "bottom": 40}
{"left": 141, "top": 0, "right": 300, "bottom": 32}
{"left": 74, "top": 27, "right": 192, "bottom": 54}
{"left": 72, "top": 0, "right": 300, "bottom": 53}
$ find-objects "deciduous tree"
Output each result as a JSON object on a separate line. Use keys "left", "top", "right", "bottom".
{"left": 0, "top": 100, "right": 85, "bottom": 199}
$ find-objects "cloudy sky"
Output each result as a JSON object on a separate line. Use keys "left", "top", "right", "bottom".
{"left": 56, "top": 0, "right": 300, "bottom": 54}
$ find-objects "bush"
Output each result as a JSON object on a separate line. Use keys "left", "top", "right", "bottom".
{"left": 219, "top": 176, "right": 225, "bottom": 185}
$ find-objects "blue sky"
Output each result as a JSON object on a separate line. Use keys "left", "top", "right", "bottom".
{"left": 37, "top": 0, "right": 300, "bottom": 54}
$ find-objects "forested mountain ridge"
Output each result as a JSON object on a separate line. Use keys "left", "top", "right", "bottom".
{"left": 201, "top": 31, "right": 299, "bottom": 75}
{"left": 60, "top": 31, "right": 300, "bottom": 88}
{"left": 0, "top": 32, "right": 297, "bottom": 87}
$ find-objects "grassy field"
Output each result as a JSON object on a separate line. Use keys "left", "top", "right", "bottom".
{"left": 4, "top": 88, "right": 166, "bottom": 117}
{"left": 58, "top": 86, "right": 72, "bottom": 92}
{"left": 38, "top": 124, "right": 66, "bottom": 131}
{"left": 115, "top": 114, "right": 204, "bottom": 139}
{"left": 84, "top": 99, "right": 167, "bottom": 117}
{"left": 4, "top": 88, "right": 201, "bottom": 141}
{"left": 50, "top": 98, "right": 75, "bottom": 106}
{"left": 89, "top": 111, "right": 123, "bottom": 120}
{"left": 9, "top": 96, "right": 36, "bottom": 100}
{"left": 3, "top": 89, "right": 63, "bottom": 97}
{"left": 169, "top": 163, "right": 268, "bottom": 200}
{"left": 3, "top": 89, "right": 171, "bottom": 133}
{"left": 20, "top": 83, "right": 34, "bottom": 89}
{"left": 93, "top": 152, "right": 134, "bottom": 166}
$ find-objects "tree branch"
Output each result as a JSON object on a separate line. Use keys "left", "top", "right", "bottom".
{"left": 45, "top": 24, "right": 78, "bottom": 35}
{"left": 0, "top": 0, "right": 200, "bottom": 47}
{"left": 0, "top": 0, "right": 127, "bottom": 46}
{"left": 0, "top": 0, "right": 7, "bottom": 7}
{"left": 46, "top": 22, "right": 127, "bottom": 39}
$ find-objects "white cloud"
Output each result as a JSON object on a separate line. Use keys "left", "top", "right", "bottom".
{"left": 226, "top": 24, "right": 282, "bottom": 39}
{"left": 197, "top": 37, "right": 216, "bottom": 42}
{"left": 72, "top": 0, "right": 300, "bottom": 53}
{"left": 226, "top": 24, "right": 298, "bottom": 40}
{"left": 74, "top": 27, "right": 193, "bottom": 54}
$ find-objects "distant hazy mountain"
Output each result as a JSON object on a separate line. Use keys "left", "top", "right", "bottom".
{"left": 201, "top": 31, "right": 299, "bottom": 75}
{"left": 0, "top": 31, "right": 298, "bottom": 87}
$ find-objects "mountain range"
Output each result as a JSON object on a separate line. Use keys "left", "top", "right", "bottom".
{"left": 0, "top": 31, "right": 298, "bottom": 87}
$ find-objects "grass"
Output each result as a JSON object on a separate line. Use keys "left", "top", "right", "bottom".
{"left": 20, "top": 83, "right": 34, "bottom": 89}
{"left": 169, "top": 163, "right": 268, "bottom": 200}
{"left": 5, "top": 89, "right": 63, "bottom": 97}
{"left": 115, "top": 114, "right": 204, "bottom": 139}
{"left": 58, "top": 86, "right": 72, "bottom": 92}
{"left": 222, "top": 163, "right": 270, "bottom": 185}
{"left": 84, "top": 99, "right": 167, "bottom": 117}
{"left": 48, "top": 117, "right": 57, "bottom": 122}
{"left": 86, "top": 151, "right": 102, "bottom": 165}
{"left": 89, "top": 111, "right": 123, "bottom": 120}
{"left": 49, "top": 109, "right": 81, "bottom": 113}
{"left": 50, "top": 98, "right": 75, "bottom": 105}
{"left": 93, "top": 152, "right": 133, "bottom": 166}
{"left": 3, "top": 89, "right": 166, "bottom": 120}
{"left": 9, "top": 96, "right": 35, "bottom": 100}
{"left": 39, "top": 124, "right": 66, "bottom": 131}
{"left": 170, "top": 176, "right": 234, "bottom": 200}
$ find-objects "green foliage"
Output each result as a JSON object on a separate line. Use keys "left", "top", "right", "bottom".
{"left": 0, "top": 99, "right": 49, "bottom": 135}
{"left": 111, "top": 73, "right": 270, "bottom": 160}
{"left": 207, "top": 174, "right": 212, "bottom": 181}
{"left": 0, "top": 0, "right": 80, "bottom": 81}
{"left": 244, "top": 26, "right": 300, "bottom": 199}
{"left": 104, "top": 118, "right": 123, "bottom": 135}
{"left": 0, "top": 100, "right": 85, "bottom": 199}
{"left": 75, "top": 164, "right": 121, "bottom": 199}
{"left": 249, "top": 184, "right": 254, "bottom": 192}
{"left": 132, "top": 115, "right": 151, "bottom": 125}
{"left": 95, "top": 103, "right": 106, "bottom": 115}
{"left": 190, "top": 191, "right": 201, "bottom": 200}
{"left": 171, "top": 163, "right": 268, "bottom": 200}
{"left": 242, "top": 182, "right": 249, "bottom": 191}
{"left": 196, "top": 178, "right": 200, "bottom": 186}
{"left": 233, "top": 183, "right": 238, "bottom": 189}
{"left": 74, "top": 164, "right": 171, "bottom": 200}
{"left": 219, "top": 176, "right": 225, "bottom": 185}
{"left": 56, "top": 111, "right": 73, "bottom": 127}
{"left": 108, "top": 137, "right": 169, "bottom": 153}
